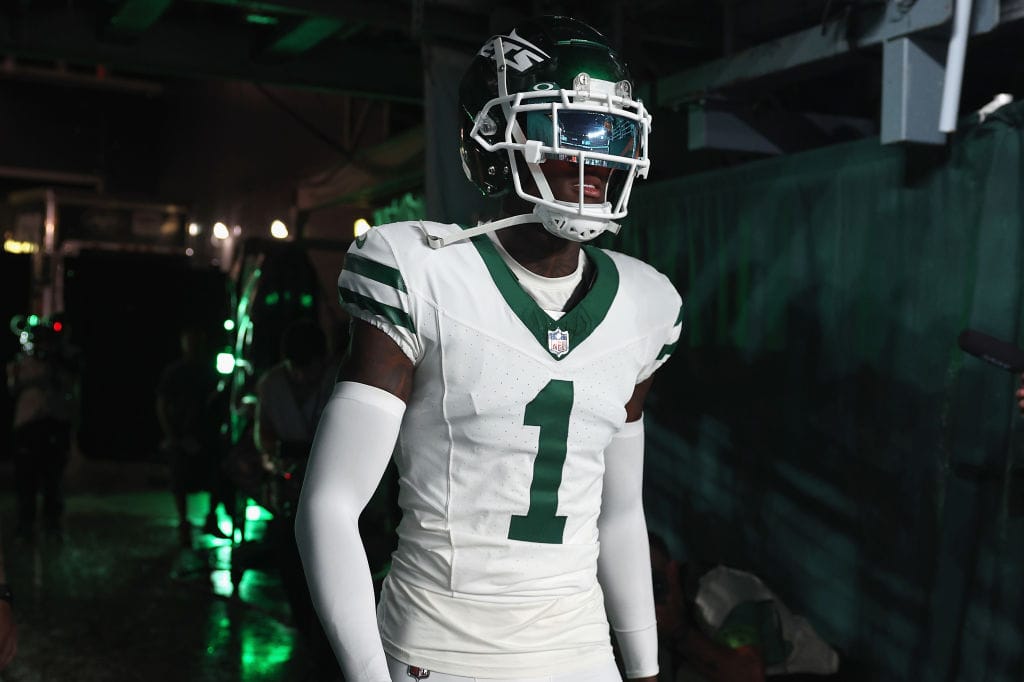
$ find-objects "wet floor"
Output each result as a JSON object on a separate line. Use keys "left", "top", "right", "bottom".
{"left": 1, "top": 453, "right": 318, "bottom": 682}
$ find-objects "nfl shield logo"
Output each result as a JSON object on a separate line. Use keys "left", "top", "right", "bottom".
{"left": 548, "top": 328, "right": 570, "bottom": 357}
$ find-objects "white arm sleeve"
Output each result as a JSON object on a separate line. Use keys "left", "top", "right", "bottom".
{"left": 294, "top": 381, "right": 406, "bottom": 682}
{"left": 597, "top": 417, "right": 659, "bottom": 679}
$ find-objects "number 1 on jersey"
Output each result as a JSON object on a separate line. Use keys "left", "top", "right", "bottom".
{"left": 508, "top": 379, "right": 573, "bottom": 544}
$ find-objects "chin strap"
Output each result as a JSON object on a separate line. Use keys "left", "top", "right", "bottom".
{"left": 533, "top": 201, "right": 621, "bottom": 242}
{"left": 422, "top": 213, "right": 539, "bottom": 249}
{"left": 422, "top": 206, "right": 620, "bottom": 250}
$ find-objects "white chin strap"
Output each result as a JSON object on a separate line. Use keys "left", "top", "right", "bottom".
{"left": 533, "top": 200, "right": 621, "bottom": 242}
{"left": 423, "top": 204, "right": 619, "bottom": 250}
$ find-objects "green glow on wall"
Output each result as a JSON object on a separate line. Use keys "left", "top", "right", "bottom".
{"left": 373, "top": 192, "right": 425, "bottom": 226}
{"left": 245, "top": 13, "right": 279, "bottom": 25}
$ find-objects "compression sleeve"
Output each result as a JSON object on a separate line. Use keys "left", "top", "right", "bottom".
{"left": 596, "top": 417, "right": 659, "bottom": 679}
{"left": 294, "top": 381, "right": 406, "bottom": 682}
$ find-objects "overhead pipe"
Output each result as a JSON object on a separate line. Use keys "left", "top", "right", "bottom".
{"left": 939, "top": 0, "right": 973, "bottom": 133}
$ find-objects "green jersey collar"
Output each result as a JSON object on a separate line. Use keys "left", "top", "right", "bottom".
{"left": 469, "top": 231, "right": 619, "bottom": 360}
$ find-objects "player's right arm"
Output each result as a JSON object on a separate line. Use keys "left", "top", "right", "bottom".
{"left": 296, "top": 225, "right": 419, "bottom": 682}
{"left": 339, "top": 320, "right": 415, "bottom": 401}
{"left": 295, "top": 321, "right": 413, "bottom": 682}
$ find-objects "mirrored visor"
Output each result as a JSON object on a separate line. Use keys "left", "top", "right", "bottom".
{"left": 522, "top": 110, "right": 639, "bottom": 169}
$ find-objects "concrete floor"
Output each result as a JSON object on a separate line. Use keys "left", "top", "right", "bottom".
{"left": 0, "top": 452, "right": 319, "bottom": 682}
{"left": 0, "top": 450, "right": 852, "bottom": 682}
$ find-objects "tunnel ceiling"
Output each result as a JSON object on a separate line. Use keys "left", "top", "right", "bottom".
{"left": 0, "top": 0, "right": 852, "bottom": 102}
{"left": 1, "top": 0, "right": 1024, "bottom": 198}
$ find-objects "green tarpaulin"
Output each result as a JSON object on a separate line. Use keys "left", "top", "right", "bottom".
{"left": 618, "top": 101, "right": 1024, "bottom": 682}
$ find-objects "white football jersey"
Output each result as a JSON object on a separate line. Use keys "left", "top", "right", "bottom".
{"left": 337, "top": 221, "right": 682, "bottom": 675}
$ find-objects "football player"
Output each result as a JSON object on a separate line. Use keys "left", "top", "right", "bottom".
{"left": 295, "top": 16, "right": 682, "bottom": 682}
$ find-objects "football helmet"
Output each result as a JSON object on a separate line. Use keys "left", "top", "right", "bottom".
{"left": 454, "top": 16, "right": 652, "bottom": 245}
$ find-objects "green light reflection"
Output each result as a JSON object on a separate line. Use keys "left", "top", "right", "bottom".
{"left": 204, "top": 591, "right": 296, "bottom": 679}
{"left": 204, "top": 606, "right": 231, "bottom": 657}
{"left": 241, "top": 623, "right": 294, "bottom": 675}
{"left": 211, "top": 566, "right": 234, "bottom": 600}
{"left": 246, "top": 502, "right": 273, "bottom": 522}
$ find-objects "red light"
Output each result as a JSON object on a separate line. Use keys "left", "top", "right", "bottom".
{"left": 53, "top": 321, "right": 63, "bottom": 332}
{"left": 283, "top": 472, "right": 292, "bottom": 480}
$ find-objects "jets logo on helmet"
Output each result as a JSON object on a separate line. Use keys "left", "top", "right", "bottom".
{"left": 477, "top": 29, "right": 551, "bottom": 72}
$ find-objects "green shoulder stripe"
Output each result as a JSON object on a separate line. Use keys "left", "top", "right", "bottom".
{"left": 343, "top": 253, "right": 407, "bottom": 293}
{"left": 658, "top": 305, "right": 683, "bottom": 360}
{"left": 657, "top": 339, "right": 678, "bottom": 361}
{"left": 338, "top": 286, "right": 415, "bottom": 332}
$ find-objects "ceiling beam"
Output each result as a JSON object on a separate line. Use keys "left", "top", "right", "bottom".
{"left": 0, "top": 59, "right": 164, "bottom": 95}
{"left": 108, "top": 0, "right": 173, "bottom": 36}
{"left": 187, "top": 0, "right": 488, "bottom": 45}
{"left": 0, "top": 6, "right": 422, "bottom": 101}
{"left": 688, "top": 97, "right": 875, "bottom": 155}
{"left": 266, "top": 16, "right": 345, "bottom": 56}
{"left": 647, "top": 0, "right": 1000, "bottom": 108}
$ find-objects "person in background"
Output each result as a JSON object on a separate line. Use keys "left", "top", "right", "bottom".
{"left": 156, "top": 326, "right": 230, "bottom": 547}
{"left": 0, "top": 518, "right": 16, "bottom": 670}
{"left": 7, "top": 320, "right": 77, "bottom": 542}
{"left": 296, "top": 15, "right": 681, "bottom": 682}
{"left": 254, "top": 318, "right": 339, "bottom": 681}
{"left": 255, "top": 319, "right": 334, "bottom": 496}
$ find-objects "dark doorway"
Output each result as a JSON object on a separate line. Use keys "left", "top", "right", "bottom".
{"left": 64, "top": 250, "right": 227, "bottom": 460}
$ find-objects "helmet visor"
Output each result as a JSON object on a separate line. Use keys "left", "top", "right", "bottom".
{"left": 522, "top": 110, "right": 639, "bottom": 170}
